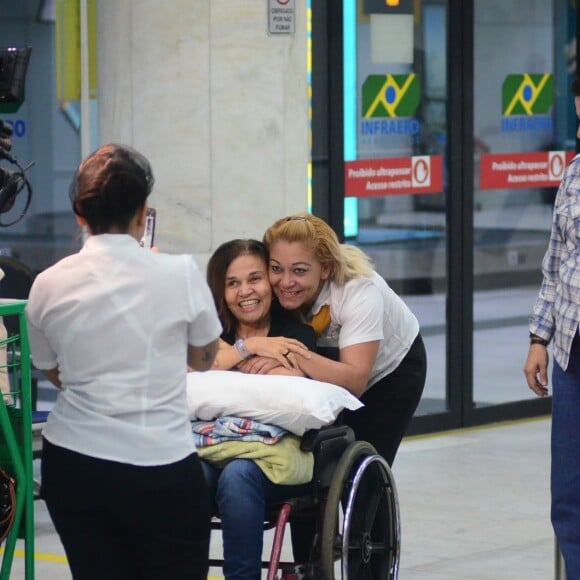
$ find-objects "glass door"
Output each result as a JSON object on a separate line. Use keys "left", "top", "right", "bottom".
{"left": 341, "top": 0, "right": 450, "bottom": 421}
{"left": 312, "top": 0, "right": 572, "bottom": 434}
{"left": 471, "top": 0, "right": 575, "bottom": 416}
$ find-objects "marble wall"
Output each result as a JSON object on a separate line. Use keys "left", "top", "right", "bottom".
{"left": 97, "top": 0, "right": 309, "bottom": 268}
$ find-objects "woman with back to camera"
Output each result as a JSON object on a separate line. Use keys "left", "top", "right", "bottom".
{"left": 202, "top": 238, "right": 316, "bottom": 580}
{"left": 25, "top": 144, "right": 222, "bottom": 580}
{"left": 262, "top": 212, "right": 427, "bottom": 466}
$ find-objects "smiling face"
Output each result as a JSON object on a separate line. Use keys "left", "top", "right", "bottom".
{"left": 224, "top": 253, "right": 272, "bottom": 328}
{"left": 268, "top": 240, "right": 331, "bottom": 312}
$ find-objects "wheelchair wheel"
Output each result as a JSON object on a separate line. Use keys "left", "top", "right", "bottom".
{"left": 320, "top": 441, "right": 400, "bottom": 580}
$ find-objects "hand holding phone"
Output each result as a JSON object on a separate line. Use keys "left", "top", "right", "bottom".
{"left": 140, "top": 207, "right": 156, "bottom": 248}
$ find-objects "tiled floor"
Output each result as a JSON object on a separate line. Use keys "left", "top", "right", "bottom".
{"left": 393, "top": 418, "right": 553, "bottom": 579}
{"left": 10, "top": 416, "right": 555, "bottom": 579}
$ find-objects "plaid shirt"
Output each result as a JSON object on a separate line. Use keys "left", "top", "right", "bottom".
{"left": 530, "top": 154, "right": 580, "bottom": 371}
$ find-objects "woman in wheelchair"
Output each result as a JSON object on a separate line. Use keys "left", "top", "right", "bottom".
{"left": 203, "top": 239, "right": 317, "bottom": 580}
{"left": 262, "top": 213, "right": 427, "bottom": 467}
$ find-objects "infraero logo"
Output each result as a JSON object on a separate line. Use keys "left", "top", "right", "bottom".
{"left": 502, "top": 74, "right": 553, "bottom": 116}
{"left": 362, "top": 74, "right": 420, "bottom": 118}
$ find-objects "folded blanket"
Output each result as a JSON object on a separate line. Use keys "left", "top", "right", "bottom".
{"left": 192, "top": 416, "right": 287, "bottom": 447}
{"left": 198, "top": 434, "right": 314, "bottom": 485}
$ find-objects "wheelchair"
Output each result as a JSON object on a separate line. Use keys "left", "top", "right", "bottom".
{"left": 209, "top": 423, "right": 401, "bottom": 579}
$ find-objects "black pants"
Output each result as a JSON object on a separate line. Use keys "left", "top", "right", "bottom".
{"left": 342, "top": 332, "right": 427, "bottom": 466}
{"left": 291, "top": 333, "right": 427, "bottom": 560}
{"left": 41, "top": 439, "right": 211, "bottom": 580}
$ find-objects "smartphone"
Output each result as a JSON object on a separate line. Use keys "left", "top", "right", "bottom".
{"left": 140, "top": 207, "right": 156, "bottom": 248}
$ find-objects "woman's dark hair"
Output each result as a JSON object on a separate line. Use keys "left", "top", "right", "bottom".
{"left": 571, "top": 76, "right": 580, "bottom": 98}
{"left": 207, "top": 239, "right": 269, "bottom": 335}
{"left": 69, "top": 143, "right": 154, "bottom": 234}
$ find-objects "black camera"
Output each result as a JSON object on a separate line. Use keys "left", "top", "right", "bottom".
{"left": 0, "top": 47, "right": 32, "bottom": 225}
{"left": 0, "top": 47, "right": 31, "bottom": 105}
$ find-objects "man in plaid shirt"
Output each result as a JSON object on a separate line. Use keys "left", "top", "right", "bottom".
{"left": 524, "top": 76, "right": 580, "bottom": 580}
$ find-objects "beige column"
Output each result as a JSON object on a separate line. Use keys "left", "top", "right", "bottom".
{"left": 96, "top": 0, "right": 309, "bottom": 267}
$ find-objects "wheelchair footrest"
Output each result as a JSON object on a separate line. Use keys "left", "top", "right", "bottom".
{"left": 280, "top": 564, "right": 307, "bottom": 580}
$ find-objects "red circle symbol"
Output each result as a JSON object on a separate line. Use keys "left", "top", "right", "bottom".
{"left": 277, "top": 0, "right": 291, "bottom": 4}
{"left": 550, "top": 154, "right": 564, "bottom": 179}
{"left": 413, "top": 159, "right": 429, "bottom": 185}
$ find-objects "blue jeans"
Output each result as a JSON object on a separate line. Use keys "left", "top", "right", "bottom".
{"left": 552, "top": 344, "right": 580, "bottom": 580}
{"left": 202, "top": 459, "right": 310, "bottom": 580}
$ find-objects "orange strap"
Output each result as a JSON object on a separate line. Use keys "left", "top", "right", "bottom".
{"left": 309, "top": 304, "right": 331, "bottom": 337}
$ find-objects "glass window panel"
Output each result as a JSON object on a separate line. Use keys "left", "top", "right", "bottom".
{"left": 473, "top": 0, "right": 573, "bottom": 406}
{"left": 346, "top": 0, "right": 448, "bottom": 416}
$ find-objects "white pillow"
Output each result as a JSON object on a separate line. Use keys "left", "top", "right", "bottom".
{"left": 186, "top": 370, "right": 363, "bottom": 436}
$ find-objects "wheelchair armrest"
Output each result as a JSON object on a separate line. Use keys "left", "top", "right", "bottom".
{"left": 302, "top": 424, "right": 356, "bottom": 491}
{"left": 301, "top": 424, "right": 355, "bottom": 453}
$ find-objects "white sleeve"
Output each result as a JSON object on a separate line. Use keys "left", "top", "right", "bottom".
{"left": 25, "top": 282, "right": 58, "bottom": 369}
{"left": 336, "top": 280, "right": 384, "bottom": 349}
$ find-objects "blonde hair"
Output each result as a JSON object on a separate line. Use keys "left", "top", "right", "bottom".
{"left": 263, "top": 212, "right": 373, "bottom": 285}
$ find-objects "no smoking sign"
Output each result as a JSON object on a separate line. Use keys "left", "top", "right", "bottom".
{"left": 268, "top": 0, "right": 295, "bottom": 35}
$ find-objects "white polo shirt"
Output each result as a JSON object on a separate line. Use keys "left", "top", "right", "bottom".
{"left": 312, "top": 272, "right": 419, "bottom": 392}
{"left": 26, "top": 234, "right": 222, "bottom": 465}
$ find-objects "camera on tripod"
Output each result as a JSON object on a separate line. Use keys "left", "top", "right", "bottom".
{"left": 0, "top": 47, "right": 33, "bottom": 225}
{"left": 0, "top": 47, "right": 31, "bottom": 106}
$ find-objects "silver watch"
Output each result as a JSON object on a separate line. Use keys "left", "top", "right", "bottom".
{"left": 234, "top": 338, "right": 253, "bottom": 360}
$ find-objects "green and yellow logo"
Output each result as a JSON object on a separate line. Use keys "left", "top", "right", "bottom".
{"left": 362, "top": 74, "right": 420, "bottom": 118}
{"left": 502, "top": 74, "right": 553, "bottom": 116}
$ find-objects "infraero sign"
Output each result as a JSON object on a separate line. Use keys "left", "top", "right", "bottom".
{"left": 361, "top": 74, "right": 420, "bottom": 136}
{"left": 501, "top": 73, "right": 553, "bottom": 132}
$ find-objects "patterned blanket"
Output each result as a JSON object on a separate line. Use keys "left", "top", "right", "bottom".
{"left": 191, "top": 416, "right": 287, "bottom": 447}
